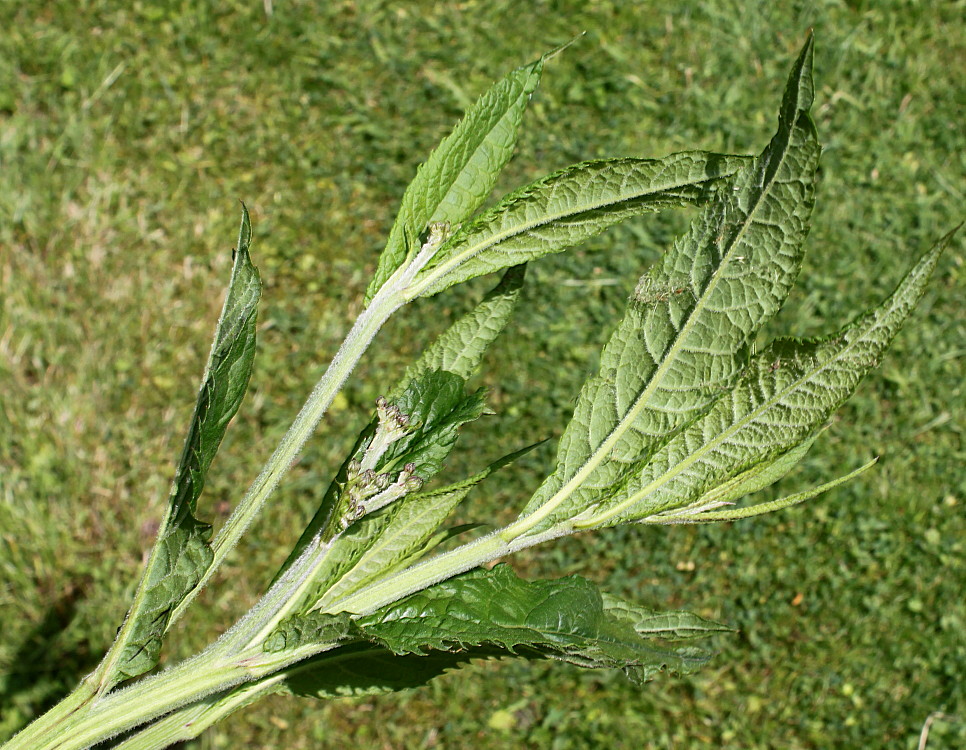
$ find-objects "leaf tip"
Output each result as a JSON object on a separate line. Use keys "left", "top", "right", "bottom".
{"left": 236, "top": 201, "right": 253, "bottom": 258}
{"left": 781, "top": 31, "right": 816, "bottom": 119}
{"left": 543, "top": 33, "right": 585, "bottom": 64}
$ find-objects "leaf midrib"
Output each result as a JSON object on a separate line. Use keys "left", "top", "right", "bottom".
{"left": 511, "top": 135, "right": 798, "bottom": 537}
{"left": 408, "top": 157, "right": 738, "bottom": 298}
{"left": 581, "top": 310, "right": 891, "bottom": 527}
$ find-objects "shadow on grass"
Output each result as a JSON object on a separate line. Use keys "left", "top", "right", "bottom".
{"left": 1, "top": 577, "right": 97, "bottom": 737}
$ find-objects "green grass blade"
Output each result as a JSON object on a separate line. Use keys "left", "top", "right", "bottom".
{"left": 365, "top": 51, "right": 550, "bottom": 304}
{"left": 509, "top": 36, "right": 819, "bottom": 537}
{"left": 102, "top": 206, "right": 261, "bottom": 686}
{"left": 407, "top": 152, "right": 750, "bottom": 299}
{"left": 580, "top": 230, "right": 952, "bottom": 528}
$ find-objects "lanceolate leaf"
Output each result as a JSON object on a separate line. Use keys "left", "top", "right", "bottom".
{"left": 365, "top": 51, "right": 549, "bottom": 304}
{"left": 513, "top": 35, "right": 819, "bottom": 536}
{"left": 407, "top": 152, "right": 750, "bottom": 299}
{"left": 352, "top": 564, "right": 722, "bottom": 678}
{"left": 649, "top": 458, "right": 878, "bottom": 524}
{"left": 395, "top": 264, "right": 526, "bottom": 394}
{"left": 107, "top": 207, "right": 261, "bottom": 685}
{"left": 578, "top": 233, "right": 951, "bottom": 528}
{"left": 270, "top": 565, "right": 725, "bottom": 690}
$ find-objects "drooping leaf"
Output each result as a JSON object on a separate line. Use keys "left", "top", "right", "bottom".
{"left": 270, "top": 565, "right": 725, "bottom": 697}
{"left": 577, "top": 231, "right": 951, "bottom": 528}
{"left": 513, "top": 35, "right": 819, "bottom": 536}
{"left": 352, "top": 565, "right": 723, "bottom": 679}
{"left": 107, "top": 206, "right": 261, "bottom": 684}
{"left": 364, "top": 50, "right": 550, "bottom": 304}
{"left": 406, "top": 151, "right": 751, "bottom": 299}
{"left": 395, "top": 264, "right": 526, "bottom": 394}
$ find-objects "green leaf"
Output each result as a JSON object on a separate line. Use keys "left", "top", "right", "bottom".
{"left": 650, "top": 458, "right": 878, "bottom": 524}
{"left": 687, "top": 428, "right": 826, "bottom": 508}
{"left": 352, "top": 565, "right": 722, "bottom": 679}
{"left": 578, "top": 230, "right": 951, "bottom": 528}
{"left": 269, "top": 565, "right": 724, "bottom": 692}
{"left": 313, "top": 443, "right": 540, "bottom": 613}
{"left": 364, "top": 51, "right": 549, "bottom": 304}
{"left": 395, "top": 264, "right": 526, "bottom": 394}
{"left": 109, "top": 206, "right": 261, "bottom": 684}
{"left": 383, "top": 370, "right": 487, "bottom": 479}
{"left": 407, "top": 152, "right": 751, "bottom": 299}
{"left": 513, "top": 36, "right": 819, "bottom": 536}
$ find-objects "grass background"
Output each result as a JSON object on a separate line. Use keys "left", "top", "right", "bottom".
{"left": 1, "top": 1, "right": 963, "bottom": 748}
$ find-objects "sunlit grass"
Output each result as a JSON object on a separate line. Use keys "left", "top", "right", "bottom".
{"left": 1, "top": 1, "right": 962, "bottom": 747}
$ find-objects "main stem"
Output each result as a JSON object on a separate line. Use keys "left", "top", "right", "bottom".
{"left": 167, "top": 281, "right": 405, "bottom": 628}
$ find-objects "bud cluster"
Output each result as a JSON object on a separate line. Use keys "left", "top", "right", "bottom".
{"left": 339, "top": 461, "right": 424, "bottom": 530}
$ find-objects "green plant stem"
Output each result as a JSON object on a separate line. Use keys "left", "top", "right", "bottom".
{"left": 109, "top": 676, "right": 287, "bottom": 750}
{"left": 5, "top": 677, "right": 98, "bottom": 750}
{"left": 328, "top": 522, "right": 568, "bottom": 616}
{"left": 9, "top": 638, "right": 338, "bottom": 750}
{"left": 166, "top": 282, "right": 404, "bottom": 629}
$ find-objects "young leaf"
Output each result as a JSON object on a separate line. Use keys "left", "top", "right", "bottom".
{"left": 406, "top": 152, "right": 751, "bottom": 299}
{"left": 511, "top": 35, "right": 819, "bottom": 536}
{"left": 365, "top": 50, "right": 550, "bottom": 304}
{"left": 648, "top": 458, "right": 877, "bottom": 524}
{"left": 578, "top": 231, "right": 951, "bottom": 528}
{"left": 395, "top": 264, "right": 526, "bottom": 394}
{"left": 105, "top": 206, "right": 261, "bottom": 685}
{"left": 280, "top": 263, "right": 523, "bottom": 582}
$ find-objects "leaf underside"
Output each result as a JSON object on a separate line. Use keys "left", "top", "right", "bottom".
{"left": 517, "top": 35, "right": 819, "bottom": 535}
{"left": 590, "top": 230, "right": 951, "bottom": 527}
{"left": 410, "top": 151, "right": 751, "bottom": 299}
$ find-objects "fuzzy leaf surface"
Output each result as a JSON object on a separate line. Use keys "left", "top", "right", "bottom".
{"left": 111, "top": 207, "right": 261, "bottom": 683}
{"left": 581, "top": 233, "right": 950, "bottom": 528}
{"left": 395, "top": 264, "right": 526, "bottom": 395}
{"left": 365, "top": 53, "right": 546, "bottom": 303}
{"left": 516, "top": 36, "right": 819, "bottom": 535}
{"left": 408, "top": 152, "right": 750, "bottom": 298}
{"left": 650, "top": 458, "right": 877, "bottom": 524}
